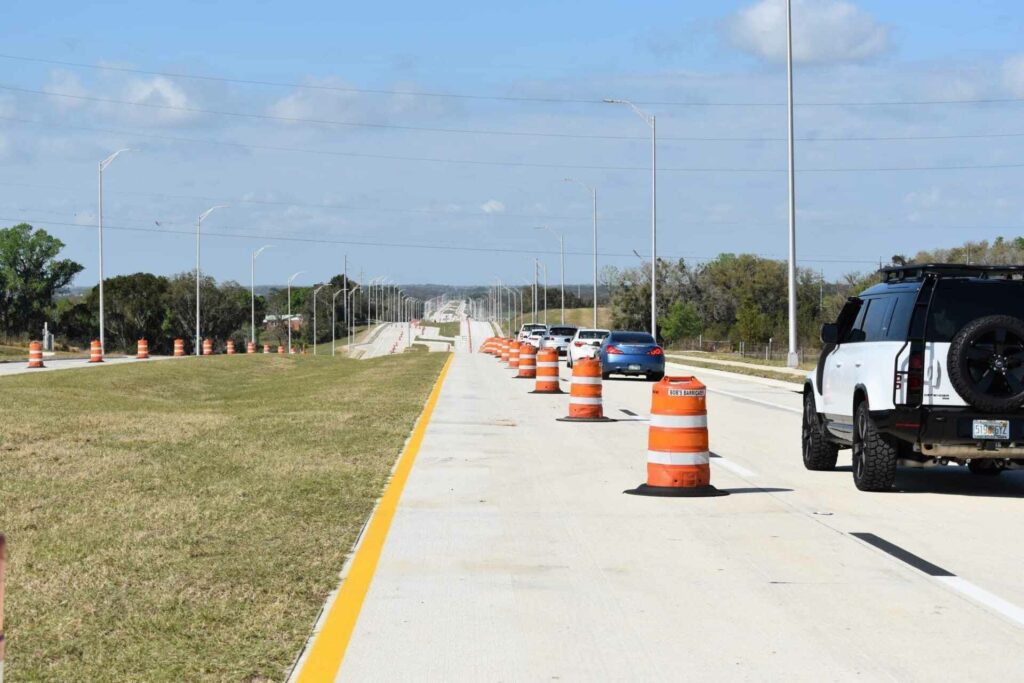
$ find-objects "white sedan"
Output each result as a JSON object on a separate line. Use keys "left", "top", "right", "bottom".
{"left": 566, "top": 328, "right": 610, "bottom": 367}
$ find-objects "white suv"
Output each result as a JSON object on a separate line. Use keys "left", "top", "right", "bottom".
{"left": 518, "top": 323, "right": 546, "bottom": 342}
{"left": 567, "top": 328, "right": 610, "bottom": 367}
{"left": 803, "top": 264, "right": 1024, "bottom": 491}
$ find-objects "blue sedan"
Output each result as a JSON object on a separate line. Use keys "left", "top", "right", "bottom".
{"left": 598, "top": 331, "right": 664, "bottom": 380}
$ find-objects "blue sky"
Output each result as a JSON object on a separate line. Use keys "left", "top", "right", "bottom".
{"left": 3, "top": 0, "right": 1024, "bottom": 288}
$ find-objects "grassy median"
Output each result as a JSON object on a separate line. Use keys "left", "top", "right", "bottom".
{"left": 0, "top": 352, "right": 448, "bottom": 681}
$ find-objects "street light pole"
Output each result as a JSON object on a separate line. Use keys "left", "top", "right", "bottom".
{"left": 287, "top": 271, "right": 304, "bottom": 354}
{"left": 195, "top": 205, "right": 228, "bottom": 356}
{"left": 332, "top": 287, "right": 344, "bottom": 357}
{"left": 347, "top": 285, "right": 361, "bottom": 352}
{"left": 535, "top": 226, "right": 564, "bottom": 324}
{"left": 97, "top": 148, "right": 131, "bottom": 355}
{"left": 251, "top": 245, "right": 273, "bottom": 347}
{"left": 605, "top": 98, "right": 657, "bottom": 338}
{"left": 565, "top": 179, "right": 599, "bottom": 328}
{"left": 785, "top": 0, "right": 800, "bottom": 368}
{"left": 312, "top": 285, "right": 324, "bottom": 355}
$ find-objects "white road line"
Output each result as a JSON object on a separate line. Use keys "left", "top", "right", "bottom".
{"left": 935, "top": 576, "right": 1024, "bottom": 628}
{"left": 713, "top": 458, "right": 758, "bottom": 478}
{"left": 707, "top": 387, "right": 802, "bottom": 414}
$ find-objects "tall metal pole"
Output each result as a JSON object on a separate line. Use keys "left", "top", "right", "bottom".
{"left": 97, "top": 149, "right": 130, "bottom": 355}
{"left": 650, "top": 114, "right": 657, "bottom": 339}
{"left": 251, "top": 245, "right": 273, "bottom": 346}
{"left": 592, "top": 187, "right": 598, "bottom": 327}
{"left": 342, "top": 255, "right": 348, "bottom": 356}
{"left": 287, "top": 271, "right": 304, "bottom": 354}
{"left": 332, "top": 288, "right": 343, "bottom": 357}
{"left": 604, "top": 99, "right": 657, "bottom": 336}
{"left": 195, "top": 206, "right": 227, "bottom": 356}
{"left": 313, "top": 285, "right": 324, "bottom": 355}
{"left": 785, "top": 0, "right": 799, "bottom": 368}
{"left": 533, "top": 260, "right": 539, "bottom": 324}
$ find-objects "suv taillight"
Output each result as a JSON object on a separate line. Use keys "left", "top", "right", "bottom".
{"left": 907, "top": 350, "right": 925, "bottom": 403}
{"left": 574, "top": 341, "right": 584, "bottom": 347}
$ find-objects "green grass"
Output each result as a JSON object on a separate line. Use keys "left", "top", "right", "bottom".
{"left": 665, "top": 349, "right": 817, "bottom": 371}
{"left": 509, "top": 307, "right": 611, "bottom": 333}
{"left": 0, "top": 352, "right": 448, "bottom": 681}
{"left": 424, "top": 321, "right": 460, "bottom": 338}
{"left": 0, "top": 344, "right": 82, "bottom": 363}
{"left": 667, "top": 357, "right": 804, "bottom": 384}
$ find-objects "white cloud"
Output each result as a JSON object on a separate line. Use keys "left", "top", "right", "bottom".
{"left": 268, "top": 76, "right": 363, "bottom": 122}
{"left": 1003, "top": 54, "right": 1024, "bottom": 97}
{"left": 118, "top": 76, "right": 196, "bottom": 124}
{"left": 43, "top": 70, "right": 90, "bottom": 110}
{"left": 727, "top": 0, "right": 890, "bottom": 64}
{"left": 480, "top": 199, "right": 505, "bottom": 214}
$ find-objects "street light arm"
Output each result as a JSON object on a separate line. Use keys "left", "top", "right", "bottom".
{"left": 253, "top": 244, "right": 274, "bottom": 259}
{"left": 100, "top": 148, "right": 133, "bottom": 171}
{"left": 288, "top": 270, "right": 305, "bottom": 284}
{"left": 603, "top": 98, "right": 653, "bottom": 126}
{"left": 199, "top": 205, "right": 229, "bottom": 224}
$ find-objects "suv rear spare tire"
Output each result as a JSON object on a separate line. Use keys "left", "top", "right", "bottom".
{"left": 948, "top": 314, "right": 1024, "bottom": 412}
{"left": 852, "top": 400, "right": 898, "bottom": 491}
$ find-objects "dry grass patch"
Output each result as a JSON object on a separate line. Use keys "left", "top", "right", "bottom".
{"left": 0, "top": 352, "right": 448, "bottom": 681}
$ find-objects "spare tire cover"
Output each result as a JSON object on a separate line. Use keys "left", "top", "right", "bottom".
{"left": 947, "top": 314, "right": 1024, "bottom": 413}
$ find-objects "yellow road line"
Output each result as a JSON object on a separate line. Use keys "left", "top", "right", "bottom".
{"left": 294, "top": 353, "right": 455, "bottom": 682}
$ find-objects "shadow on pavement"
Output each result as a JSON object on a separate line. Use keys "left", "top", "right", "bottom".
{"left": 895, "top": 468, "right": 1024, "bottom": 498}
{"left": 720, "top": 487, "right": 794, "bottom": 494}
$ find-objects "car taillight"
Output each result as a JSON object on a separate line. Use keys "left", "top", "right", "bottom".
{"left": 904, "top": 349, "right": 925, "bottom": 404}
{"left": 606, "top": 345, "right": 623, "bottom": 355}
{"left": 574, "top": 341, "right": 584, "bottom": 347}
{"left": 648, "top": 347, "right": 663, "bottom": 356}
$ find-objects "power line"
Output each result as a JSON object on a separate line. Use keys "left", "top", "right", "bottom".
{"left": 3, "top": 52, "right": 1023, "bottom": 108}
{"left": 7, "top": 214, "right": 881, "bottom": 265}
{"left": 7, "top": 111, "right": 1024, "bottom": 147}
{"left": 3, "top": 97, "right": 1023, "bottom": 174}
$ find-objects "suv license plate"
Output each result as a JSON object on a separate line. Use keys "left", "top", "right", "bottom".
{"left": 628, "top": 364, "right": 642, "bottom": 371}
{"left": 973, "top": 419, "right": 1010, "bottom": 440}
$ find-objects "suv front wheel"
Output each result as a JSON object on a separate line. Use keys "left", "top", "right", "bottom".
{"left": 852, "top": 400, "right": 898, "bottom": 491}
{"left": 802, "top": 391, "right": 838, "bottom": 471}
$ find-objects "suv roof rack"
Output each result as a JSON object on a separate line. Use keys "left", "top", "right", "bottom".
{"left": 880, "top": 263, "right": 1024, "bottom": 283}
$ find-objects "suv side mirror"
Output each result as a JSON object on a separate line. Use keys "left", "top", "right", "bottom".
{"left": 820, "top": 323, "right": 839, "bottom": 345}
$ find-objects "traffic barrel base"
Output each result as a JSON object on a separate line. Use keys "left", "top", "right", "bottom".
{"left": 624, "top": 483, "right": 728, "bottom": 497}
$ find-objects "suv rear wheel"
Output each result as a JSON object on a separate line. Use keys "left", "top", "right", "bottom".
{"left": 802, "top": 391, "right": 838, "bottom": 471}
{"left": 852, "top": 400, "right": 898, "bottom": 491}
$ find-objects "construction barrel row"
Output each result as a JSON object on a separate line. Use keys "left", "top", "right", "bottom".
{"left": 479, "top": 334, "right": 724, "bottom": 498}
{"left": 24, "top": 338, "right": 301, "bottom": 367}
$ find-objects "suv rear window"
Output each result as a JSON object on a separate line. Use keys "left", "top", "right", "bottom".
{"left": 927, "top": 280, "right": 1024, "bottom": 342}
{"left": 610, "top": 332, "right": 655, "bottom": 344}
{"left": 578, "top": 330, "right": 608, "bottom": 340}
{"left": 549, "top": 327, "right": 576, "bottom": 336}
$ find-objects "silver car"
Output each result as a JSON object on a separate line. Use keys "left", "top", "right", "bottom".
{"left": 526, "top": 325, "right": 547, "bottom": 347}
{"left": 541, "top": 325, "right": 579, "bottom": 357}
{"left": 518, "top": 323, "right": 546, "bottom": 342}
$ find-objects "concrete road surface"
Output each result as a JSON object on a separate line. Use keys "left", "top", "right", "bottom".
{"left": 301, "top": 347, "right": 1024, "bottom": 681}
{"left": 0, "top": 355, "right": 174, "bottom": 377}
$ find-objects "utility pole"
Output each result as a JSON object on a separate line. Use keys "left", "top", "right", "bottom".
{"left": 785, "top": 0, "right": 799, "bottom": 368}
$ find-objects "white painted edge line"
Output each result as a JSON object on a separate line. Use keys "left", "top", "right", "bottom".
{"left": 935, "top": 576, "right": 1024, "bottom": 628}
{"left": 707, "top": 387, "right": 802, "bottom": 415}
{"left": 713, "top": 457, "right": 758, "bottom": 479}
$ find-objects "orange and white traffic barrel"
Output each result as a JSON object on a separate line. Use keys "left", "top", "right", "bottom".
{"left": 246, "top": 342, "right": 256, "bottom": 354}
{"left": 263, "top": 344, "right": 270, "bottom": 354}
{"left": 507, "top": 340, "right": 521, "bottom": 370}
{"left": 277, "top": 345, "right": 285, "bottom": 354}
{"left": 203, "top": 339, "right": 213, "bottom": 356}
{"left": 173, "top": 339, "right": 185, "bottom": 357}
{"left": 226, "top": 340, "right": 236, "bottom": 355}
{"left": 27, "top": 341, "right": 44, "bottom": 369}
{"left": 500, "top": 339, "right": 511, "bottom": 362}
{"left": 136, "top": 339, "right": 149, "bottom": 360}
{"left": 530, "top": 347, "right": 563, "bottom": 394}
{"left": 625, "top": 376, "right": 727, "bottom": 498}
{"left": 516, "top": 343, "right": 537, "bottom": 378}
{"left": 557, "top": 357, "right": 613, "bottom": 422}
{"left": 88, "top": 339, "right": 103, "bottom": 363}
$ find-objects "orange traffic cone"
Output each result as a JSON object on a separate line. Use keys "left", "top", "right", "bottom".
{"left": 625, "top": 376, "right": 727, "bottom": 498}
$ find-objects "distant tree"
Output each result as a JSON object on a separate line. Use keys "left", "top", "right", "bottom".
{"left": 83, "top": 273, "right": 170, "bottom": 353}
{"left": 660, "top": 300, "right": 701, "bottom": 345}
{"left": 163, "top": 274, "right": 249, "bottom": 352}
{"left": 0, "top": 223, "right": 83, "bottom": 338}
